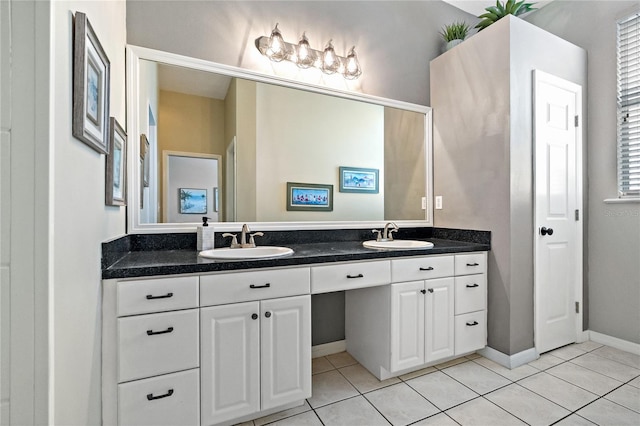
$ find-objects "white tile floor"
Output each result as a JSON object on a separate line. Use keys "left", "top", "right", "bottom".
{"left": 244, "top": 341, "right": 640, "bottom": 426}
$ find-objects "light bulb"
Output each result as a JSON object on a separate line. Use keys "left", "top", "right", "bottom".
{"left": 343, "top": 47, "right": 362, "bottom": 79}
{"left": 296, "top": 33, "right": 316, "bottom": 69}
{"left": 266, "top": 23, "right": 287, "bottom": 62}
{"left": 321, "top": 40, "right": 341, "bottom": 74}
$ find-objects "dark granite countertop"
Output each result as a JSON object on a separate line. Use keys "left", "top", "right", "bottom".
{"left": 102, "top": 229, "right": 490, "bottom": 279}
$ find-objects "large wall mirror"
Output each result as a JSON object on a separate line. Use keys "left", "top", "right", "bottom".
{"left": 126, "top": 45, "right": 433, "bottom": 233}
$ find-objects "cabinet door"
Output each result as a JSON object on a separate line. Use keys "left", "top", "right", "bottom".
{"left": 200, "top": 302, "right": 260, "bottom": 425}
{"left": 390, "top": 281, "right": 425, "bottom": 372}
{"left": 261, "top": 295, "right": 311, "bottom": 410}
{"left": 425, "top": 277, "right": 454, "bottom": 363}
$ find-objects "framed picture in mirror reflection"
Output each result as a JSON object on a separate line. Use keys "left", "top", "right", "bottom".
{"left": 287, "top": 182, "right": 333, "bottom": 212}
{"left": 339, "top": 166, "right": 379, "bottom": 193}
{"left": 179, "top": 188, "right": 207, "bottom": 214}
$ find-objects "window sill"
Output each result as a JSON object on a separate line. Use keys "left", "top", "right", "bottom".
{"left": 604, "top": 198, "right": 640, "bottom": 204}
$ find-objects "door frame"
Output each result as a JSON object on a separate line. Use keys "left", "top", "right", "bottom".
{"left": 532, "top": 69, "right": 584, "bottom": 353}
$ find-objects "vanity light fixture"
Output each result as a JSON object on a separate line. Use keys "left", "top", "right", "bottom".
{"left": 255, "top": 24, "right": 362, "bottom": 79}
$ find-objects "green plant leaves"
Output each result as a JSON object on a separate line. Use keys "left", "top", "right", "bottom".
{"left": 475, "top": 0, "right": 537, "bottom": 31}
{"left": 440, "top": 21, "right": 470, "bottom": 42}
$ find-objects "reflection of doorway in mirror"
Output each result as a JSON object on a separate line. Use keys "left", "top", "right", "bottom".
{"left": 140, "top": 105, "right": 158, "bottom": 224}
{"left": 163, "top": 151, "right": 222, "bottom": 223}
{"left": 225, "top": 137, "right": 237, "bottom": 222}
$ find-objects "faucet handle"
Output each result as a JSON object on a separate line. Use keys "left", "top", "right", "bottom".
{"left": 222, "top": 233, "right": 238, "bottom": 248}
{"left": 388, "top": 228, "right": 398, "bottom": 240}
{"left": 249, "top": 232, "right": 264, "bottom": 247}
{"left": 371, "top": 229, "right": 382, "bottom": 242}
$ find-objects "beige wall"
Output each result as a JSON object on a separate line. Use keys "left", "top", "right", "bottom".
{"left": 234, "top": 79, "right": 258, "bottom": 222}
{"left": 384, "top": 107, "right": 426, "bottom": 220}
{"left": 255, "top": 83, "right": 384, "bottom": 222}
{"left": 158, "top": 90, "right": 225, "bottom": 220}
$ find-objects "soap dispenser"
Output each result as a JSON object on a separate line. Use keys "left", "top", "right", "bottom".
{"left": 197, "top": 217, "right": 215, "bottom": 251}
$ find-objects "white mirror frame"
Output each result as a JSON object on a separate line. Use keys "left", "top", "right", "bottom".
{"left": 126, "top": 45, "right": 433, "bottom": 233}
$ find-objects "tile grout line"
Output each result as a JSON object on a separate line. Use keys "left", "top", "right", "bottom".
{"left": 303, "top": 347, "right": 638, "bottom": 426}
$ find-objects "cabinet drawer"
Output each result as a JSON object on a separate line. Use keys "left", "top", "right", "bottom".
{"left": 118, "top": 368, "right": 199, "bottom": 426}
{"left": 200, "top": 268, "right": 310, "bottom": 306}
{"left": 391, "top": 256, "right": 454, "bottom": 283}
{"left": 454, "top": 274, "right": 487, "bottom": 315}
{"left": 117, "top": 276, "right": 199, "bottom": 316}
{"left": 118, "top": 309, "right": 199, "bottom": 383}
{"left": 311, "top": 261, "right": 390, "bottom": 294}
{"left": 454, "top": 311, "right": 486, "bottom": 355}
{"left": 454, "top": 253, "right": 487, "bottom": 276}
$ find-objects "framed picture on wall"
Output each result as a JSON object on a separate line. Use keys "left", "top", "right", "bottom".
{"left": 179, "top": 188, "right": 207, "bottom": 214}
{"left": 72, "top": 12, "right": 110, "bottom": 154}
{"left": 286, "top": 182, "right": 333, "bottom": 212}
{"left": 105, "top": 118, "right": 127, "bottom": 206}
{"left": 339, "top": 166, "right": 379, "bottom": 193}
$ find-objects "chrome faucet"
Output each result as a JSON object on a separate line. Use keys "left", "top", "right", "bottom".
{"left": 383, "top": 222, "right": 399, "bottom": 240}
{"left": 371, "top": 222, "right": 399, "bottom": 242}
{"left": 222, "top": 224, "right": 263, "bottom": 248}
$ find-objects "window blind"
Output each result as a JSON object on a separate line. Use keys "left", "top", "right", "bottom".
{"left": 617, "top": 12, "right": 640, "bottom": 197}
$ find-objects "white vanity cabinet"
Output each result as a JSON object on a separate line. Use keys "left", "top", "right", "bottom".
{"left": 346, "top": 252, "right": 487, "bottom": 380}
{"left": 199, "top": 295, "right": 311, "bottom": 425}
{"left": 103, "top": 267, "right": 311, "bottom": 426}
{"left": 102, "top": 276, "right": 201, "bottom": 426}
{"left": 199, "top": 268, "right": 312, "bottom": 426}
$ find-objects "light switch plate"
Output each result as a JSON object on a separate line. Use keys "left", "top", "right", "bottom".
{"left": 421, "top": 197, "right": 427, "bottom": 209}
{"left": 435, "top": 196, "right": 443, "bottom": 210}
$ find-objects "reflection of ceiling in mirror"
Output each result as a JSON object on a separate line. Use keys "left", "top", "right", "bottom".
{"left": 157, "top": 63, "right": 231, "bottom": 100}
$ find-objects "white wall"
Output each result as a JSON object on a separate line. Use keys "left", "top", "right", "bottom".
{"left": 51, "top": 2, "right": 126, "bottom": 424}
{"left": 526, "top": 0, "right": 640, "bottom": 345}
{"left": 255, "top": 83, "right": 384, "bottom": 222}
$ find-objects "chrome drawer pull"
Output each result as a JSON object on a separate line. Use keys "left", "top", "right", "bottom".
{"left": 346, "top": 274, "right": 364, "bottom": 279}
{"left": 466, "top": 321, "right": 479, "bottom": 326}
{"left": 419, "top": 267, "right": 434, "bottom": 271}
{"left": 466, "top": 283, "right": 479, "bottom": 288}
{"left": 146, "top": 292, "right": 173, "bottom": 300}
{"left": 147, "top": 389, "right": 174, "bottom": 401}
{"left": 466, "top": 262, "right": 480, "bottom": 267}
{"left": 146, "top": 327, "right": 174, "bottom": 336}
{"left": 249, "top": 283, "right": 271, "bottom": 289}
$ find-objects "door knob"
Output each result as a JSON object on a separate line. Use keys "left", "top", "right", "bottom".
{"left": 540, "top": 227, "right": 554, "bottom": 236}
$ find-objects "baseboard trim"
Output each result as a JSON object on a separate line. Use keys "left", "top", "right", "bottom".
{"left": 479, "top": 346, "right": 538, "bottom": 369}
{"left": 587, "top": 331, "right": 640, "bottom": 355}
{"left": 312, "top": 340, "right": 346, "bottom": 358}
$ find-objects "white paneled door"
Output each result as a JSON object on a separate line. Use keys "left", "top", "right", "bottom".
{"left": 533, "top": 70, "right": 583, "bottom": 354}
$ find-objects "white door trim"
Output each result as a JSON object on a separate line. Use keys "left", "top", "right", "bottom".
{"left": 533, "top": 69, "right": 583, "bottom": 353}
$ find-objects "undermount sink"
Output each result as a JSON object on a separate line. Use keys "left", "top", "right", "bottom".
{"left": 199, "top": 246, "right": 294, "bottom": 260}
{"left": 363, "top": 240, "right": 434, "bottom": 250}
